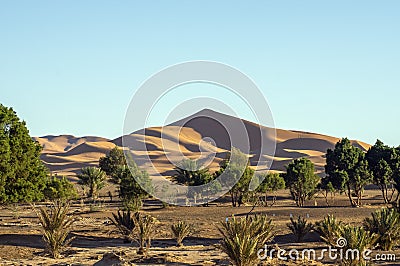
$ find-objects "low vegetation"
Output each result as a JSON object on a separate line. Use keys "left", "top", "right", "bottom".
{"left": 218, "top": 215, "right": 275, "bottom": 266}
{"left": 109, "top": 210, "right": 138, "bottom": 243}
{"left": 339, "top": 225, "right": 377, "bottom": 266}
{"left": 134, "top": 213, "right": 157, "bottom": 256}
{"left": 314, "top": 214, "right": 343, "bottom": 246}
{"left": 34, "top": 201, "right": 76, "bottom": 259}
{"left": 287, "top": 216, "right": 313, "bottom": 242}
{"left": 171, "top": 220, "right": 192, "bottom": 247}
{"left": 363, "top": 207, "right": 400, "bottom": 251}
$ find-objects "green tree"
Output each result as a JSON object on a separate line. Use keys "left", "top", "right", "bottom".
{"left": 43, "top": 176, "right": 78, "bottom": 200}
{"left": 0, "top": 104, "right": 48, "bottom": 203}
{"left": 118, "top": 163, "right": 153, "bottom": 208}
{"left": 284, "top": 158, "right": 320, "bottom": 207}
{"left": 324, "top": 138, "right": 372, "bottom": 207}
{"left": 216, "top": 148, "right": 254, "bottom": 207}
{"left": 255, "top": 172, "right": 285, "bottom": 206}
{"left": 77, "top": 167, "right": 106, "bottom": 200}
{"left": 99, "top": 146, "right": 126, "bottom": 179}
{"left": 366, "top": 140, "right": 396, "bottom": 203}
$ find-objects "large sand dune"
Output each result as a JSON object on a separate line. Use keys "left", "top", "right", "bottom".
{"left": 34, "top": 109, "right": 370, "bottom": 177}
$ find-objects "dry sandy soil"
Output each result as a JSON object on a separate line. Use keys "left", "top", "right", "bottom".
{"left": 1, "top": 190, "right": 399, "bottom": 266}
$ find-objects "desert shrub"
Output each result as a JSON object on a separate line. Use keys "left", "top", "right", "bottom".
{"left": 218, "top": 215, "right": 275, "bottom": 266}
{"left": 363, "top": 207, "right": 400, "bottom": 251}
{"left": 122, "top": 197, "right": 143, "bottom": 212}
{"left": 287, "top": 216, "right": 313, "bottom": 242}
{"left": 34, "top": 201, "right": 76, "bottom": 259}
{"left": 339, "top": 225, "right": 377, "bottom": 266}
{"left": 315, "top": 214, "right": 344, "bottom": 246}
{"left": 171, "top": 221, "right": 192, "bottom": 246}
{"left": 110, "top": 210, "right": 138, "bottom": 243}
{"left": 44, "top": 176, "right": 78, "bottom": 201}
{"left": 134, "top": 213, "right": 157, "bottom": 255}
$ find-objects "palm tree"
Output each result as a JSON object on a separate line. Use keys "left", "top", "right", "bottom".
{"left": 77, "top": 167, "right": 106, "bottom": 200}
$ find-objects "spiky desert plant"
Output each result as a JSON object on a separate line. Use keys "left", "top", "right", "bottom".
{"left": 315, "top": 214, "right": 344, "bottom": 246}
{"left": 109, "top": 210, "right": 138, "bottom": 243}
{"left": 34, "top": 201, "right": 76, "bottom": 259}
{"left": 134, "top": 213, "right": 156, "bottom": 256}
{"left": 287, "top": 216, "right": 313, "bottom": 242}
{"left": 363, "top": 207, "right": 400, "bottom": 251}
{"left": 217, "top": 215, "right": 275, "bottom": 266}
{"left": 171, "top": 221, "right": 192, "bottom": 247}
{"left": 339, "top": 225, "right": 377, "bottom": 266}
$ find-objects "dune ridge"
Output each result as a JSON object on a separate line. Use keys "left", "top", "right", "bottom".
{"left": 35, "top": 109, "right": 371, "bottom": 178}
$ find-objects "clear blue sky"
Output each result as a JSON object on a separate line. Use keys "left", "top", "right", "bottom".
{"left": 1, "top": 1, "right": 399, "bottom": 146}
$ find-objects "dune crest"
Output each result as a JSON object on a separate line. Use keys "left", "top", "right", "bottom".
{"left": 35, "top": 109, "right": 370, "bottom": 177}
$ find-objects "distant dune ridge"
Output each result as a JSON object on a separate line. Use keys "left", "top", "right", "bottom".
{"left": 34, "top": 109, "right": 370, "bottom": 179}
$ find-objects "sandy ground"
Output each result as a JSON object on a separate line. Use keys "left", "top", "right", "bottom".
{"left": 1, "top": 189, "right": 399, "bottom": 265}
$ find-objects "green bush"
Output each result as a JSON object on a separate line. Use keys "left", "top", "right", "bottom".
{"left": 363, "top": 208, "right": 400, "bottom": 251}
{"left": 287, "top": 216, "right": 313, "bottom": 242}
{"left": 315, "top": 214, "right": 344, "bottom": 246}
{"left": 34, "top": 201, "right": 76, "bottom": 259}
{"left": 218, "top": 215, "right": 275, "bottom": 266}
{"left": 171, "top": 221, "right": 192, "bottom": 247}
{"left": 44, "top": 176, "right": 78, "bottom": 201}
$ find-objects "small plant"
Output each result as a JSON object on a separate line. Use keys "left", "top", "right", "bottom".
{"left": 171, "top": 221, "right": 192, "bottom": 246}
{"left": 287, "top": 216, "right": 313, "bottom": 242}
{"left": 315, "top": 214, "right": 344, "bottom": 246}
{"left": 134, "top": 213, "right": 156, "bottom": 256}
{"left": 218, "top": 215, "right": 275, "bottom": 266}
{"left": 34, "top": 201, "right": 76, "bottom": 259}
{"left": 122, "top": 197, "right": 142, "bottom": 212}
{"left": 363, "top": 207, "right": 400, "bottom": 251}
{"left": 109, "top": 210, "right": 138, "bottom": 243}
{"left": 8, "top": 203, "right": 21, "bottom": 219}
{"left": 339, "top": 225, "right": 377, "bottom": 266}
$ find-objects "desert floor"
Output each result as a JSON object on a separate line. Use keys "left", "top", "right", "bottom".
{"left": 1, "top": 189, "right": 399, "bottom": 266}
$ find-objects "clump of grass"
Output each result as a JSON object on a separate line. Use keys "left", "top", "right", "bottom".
{"left": 171, "top": 221, "right": 192, "bottom": 247}
{"left": 134, "top": 213, "right": 156, "bottom": 256}
{"left": 287, "top": 216, "right": 313, "bottom": 242}
{"left": 217, "top": 215, "right": 275, "bottom": 266}
{"left": 340, "top": 225, "right": 377, "bottom": 266}
{"left": 34, "top": 201, "right": 76, "bottom": 259}
{"left": 363, "top": 207, "right": 400, "bottom": 251}
{"left": 315, "top": 214, "right": 344, "bottom": 246}
{"left": 109, "top": 210, "right": 138, "bottom": 243}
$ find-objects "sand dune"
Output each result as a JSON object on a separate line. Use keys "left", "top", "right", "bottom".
{"left": 35, "top": 109, "right": 371, "bottom": 177}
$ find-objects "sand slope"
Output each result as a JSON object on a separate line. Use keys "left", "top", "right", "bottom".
{"left": 34, "top": 109, "right": 371, "bottom": 177}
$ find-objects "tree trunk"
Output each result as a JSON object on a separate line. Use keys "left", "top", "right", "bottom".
{"left": 347, "top": 185, "right": 356, "bottom": 207}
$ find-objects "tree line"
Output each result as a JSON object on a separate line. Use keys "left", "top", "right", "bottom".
{"left": 1, "top": 103, "right": 400, "bottom": 208}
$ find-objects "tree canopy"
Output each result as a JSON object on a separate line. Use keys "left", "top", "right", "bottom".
{"left": 284, "top": 158, "right": 319, "bottom": 207}
{"left": 0, "top": 104, "right": 49, "bottom": 203}
{"left": 324, "top": 138, "right": 372, "bottom": 207}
